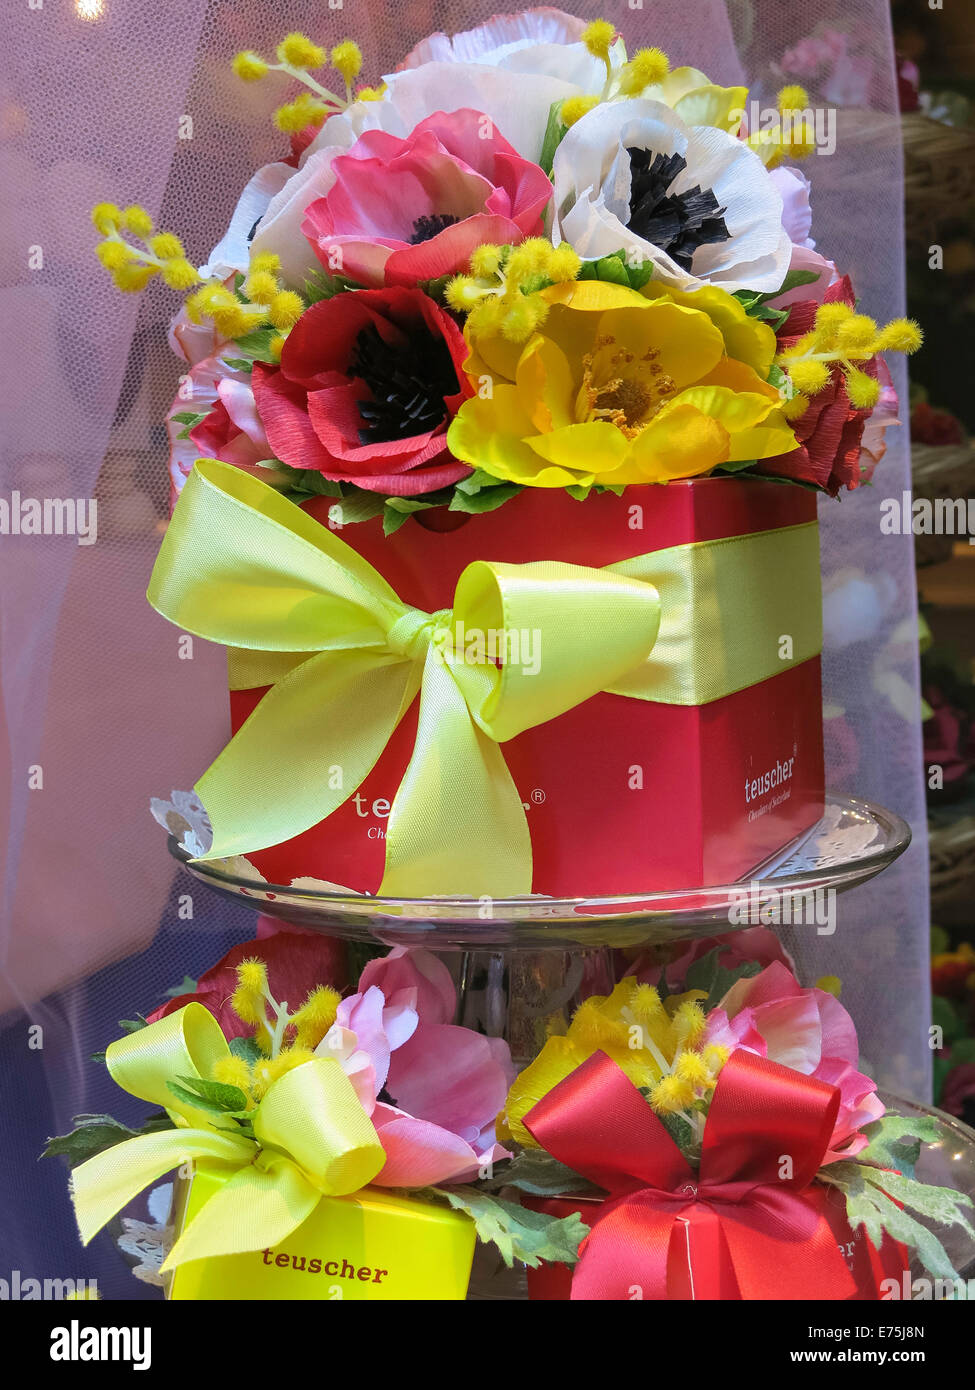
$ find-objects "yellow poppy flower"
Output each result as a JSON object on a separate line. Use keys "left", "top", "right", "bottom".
{"left": 500, "top": 978, "right": 713, "bottom": 1148}
{"left": 447, "top": 280, "right": 797, "bottom": 489}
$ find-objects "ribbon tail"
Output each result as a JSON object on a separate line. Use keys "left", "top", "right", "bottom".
{"left": 718, "top": 1188, "right": 859, "bottom": 1300}
{"left": 71, "top": 1128, "right": 255, "bottom": 1246}
{"left": 196, "top": 648, "right": 418, "bottom": 861}
{"left": 570, "top": 1201, "right": 677, "bottom": 1301}
{"left": 380, "top": 645, "right": 531, "bottom": 897}
{"left": 160, "top": 1155, "right": 320, "bottom": 1272}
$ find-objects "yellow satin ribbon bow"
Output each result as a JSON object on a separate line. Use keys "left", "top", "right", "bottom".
{"left": 70, "top": 1004, "right": 385, "bottom": 1271}
{"left": 147, "top": 459, "right": 821, "bottom": 896}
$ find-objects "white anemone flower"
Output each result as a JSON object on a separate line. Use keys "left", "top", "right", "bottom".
{"left": 552, "top": 98, "right": 793, "bottom": 293}
{"left": 398, "top": 7, "right": 625, "bottom": 89}
{"left": 198, "top": 160, "right": 293, "bottom": 280}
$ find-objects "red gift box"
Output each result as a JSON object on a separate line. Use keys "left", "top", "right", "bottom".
{"left": 520, "top": 1051, "right": 911, "bottom": 1301}
{"left": 232, "top": 477, "right": 824, "bottom": 897}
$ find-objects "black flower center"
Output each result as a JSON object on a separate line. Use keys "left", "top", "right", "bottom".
{"left": 350, "top": 321, "right": 459, "bottom": 445}
{"left": 626, "top": 148, "right": 730, "bottom": 272}
{"left": 410, "top": 212, "right": 460, "bottom": 244}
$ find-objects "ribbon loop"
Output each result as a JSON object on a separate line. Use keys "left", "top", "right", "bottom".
{"left": 106, "top": 1001, "right": 231, "bottom": 1129}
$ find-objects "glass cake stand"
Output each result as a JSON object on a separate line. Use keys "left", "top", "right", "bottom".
{"left": 169, "top": 790, "right": 908, "bottom": 950}
{"left": 169, "top": 790, "right": 910, "bottom": 1064}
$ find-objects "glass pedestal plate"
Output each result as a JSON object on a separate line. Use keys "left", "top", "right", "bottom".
{"left": 158, "top": 791, "right": 975, "bottom": 1299}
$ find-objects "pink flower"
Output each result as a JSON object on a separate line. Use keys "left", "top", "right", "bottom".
{"left": 359, "top": 945, "right": 456, "bottom": 1023}
{"left": 705, "top": 962, "right": 884, "bottom": 1161}
{"left": 189, "top": 378, "right": 273, "bottom": 470}
{"left": 301, "top": 109, "right": 552, "bottom": 287}
{"left": 166, "top": 355, "right": 285, "bottom": 508}
{"left": 317, "top": 948, "right": 514, "bottom": 1186}
{"left": 771, "top": 166, "right": 814, "bottom": 249}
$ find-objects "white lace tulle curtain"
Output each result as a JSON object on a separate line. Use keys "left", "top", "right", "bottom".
{"left": 0, "top": 0, "right": 928, "bottom": 1290}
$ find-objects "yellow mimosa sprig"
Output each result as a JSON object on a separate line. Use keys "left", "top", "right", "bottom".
{"left": 445, "top": 239, "right": 582, "bottom": 343}
{"left": 228, "top": 957, "right": 341, "bottom": 1066}
{"left": 91, "top": 202, "right": 201, "bottom": 293}
{"left": 568, "top": 983, "right": 728, "bottom": 1149}
{"left": 184, "top": 252, "right": 304, "bottom": 358}
{"left": 232, "top": 33, "right": 365, "bottom": 133}
{"left": 745, "top": 85, "right": 817, "bottom": 168}
{"left": 777, "top": 303, "right": 922, "bottom": 419}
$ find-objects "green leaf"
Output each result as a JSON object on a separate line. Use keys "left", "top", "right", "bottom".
{"left": 448, "top": 482, "right": 522, "bottom": 515}
{"left": 766, "top": 363, "right": 790, "bottom": 395}
{"left": 566, "top": 484, "right": 593, "bottom": 501}
{"left": 229, "top": 1035, "right": 264, "bottom": 1066}
{"left": 42, "top": 1111, "right": 174, "bottom": 1168}
{"left": 713, "top": 457, "right": 760, "bottom": 476}
{"left": 454, "top": 467, "right": 511, "bottom": 496}
{"left": 769, "top": 268, "right": 820, "bottom": 299}
{"left": 682, "top": 947, "right": 761, "bottom": 1009}
{"left": 480, "top": 1150, "right": 599, "bottom": 1197}
{"left": 537, "top": 101, "right": 568, "bottom": 176}
{"left": 382, "top": 504, "right": 422, "bottom": 535}
{"left": 856, "top": 1114, "right": 943, "bottom": 1182}
{"left": 417, "top": 273, "right": 454, "bottom": 304}
{"left": 328, "top": 489, "right": 386, "bottom": 526}
{"left": 164, "top": 975, "right": 198, "bottom": 998}
{"left": 303, "top": 268, "right": 361, "bottom": 305}
{"left": 655, "top": 1108, "right": 698, "bottom": 1154}
{"left": 276, "top": 465, "right": 344, "bottom": 499}
{"left": 118, "top": 1016, "right": 149, "bottom": 1035}
{"left": 221, "top": 357, "right": 255, "bottom": 372}
{"left": 230, "top": 325, "right": 279, "bottom": 363}
{"left": 578, "top": 248, "right": 655, "bottom": 291}
{"left": 166, "top": 1075, "right": 248, "bottom": 1113}
{"left": 734, "top": 270, "right": 819, "bottom": 313}
{"left": 437, "top": 1186, "right": 587, "bottom": 1268}
{"left": 820, "top": 1161, "right": 975, "bottom": 1283}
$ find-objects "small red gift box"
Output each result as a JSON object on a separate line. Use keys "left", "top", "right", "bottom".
{"left": 231, "top": 477, "right": 823, "bottom": 897}
{"left": 520, "top": 1052, "right": 910, "bottom": 1302}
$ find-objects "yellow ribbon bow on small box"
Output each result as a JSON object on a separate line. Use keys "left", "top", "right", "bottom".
{"left": 147, "top": 459, "right": 820, "bottom": 897}
{"left": 71, "top": 1003, "right": 385, "bottom": 1270}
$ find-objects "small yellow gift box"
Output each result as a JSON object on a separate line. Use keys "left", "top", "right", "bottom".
{"left": 166, "top": 1162, "right": 476, "bottom": 1301}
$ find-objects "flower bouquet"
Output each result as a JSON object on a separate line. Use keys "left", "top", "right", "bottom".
{"left": 48, "top": 936, "right": 973, "bottom": 1300}
{"left": 91, "top": 9, "right": 921, "bottom": 899}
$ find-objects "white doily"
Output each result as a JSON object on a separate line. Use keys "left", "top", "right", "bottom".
{"left": 116, "top": 1184, "right": 174, "bottom": 1287}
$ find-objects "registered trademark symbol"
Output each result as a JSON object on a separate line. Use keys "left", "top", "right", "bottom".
{"left": 531, "top": 788, "right": 546, "bottom": 804}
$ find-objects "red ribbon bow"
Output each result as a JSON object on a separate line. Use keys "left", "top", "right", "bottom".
{"left": 523, "top": 1049, "right": 862, "bottom": 1300}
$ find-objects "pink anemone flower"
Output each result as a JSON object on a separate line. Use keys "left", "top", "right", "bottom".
{"left": 302, "top": 109, "right": 552, "bottom": 287}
